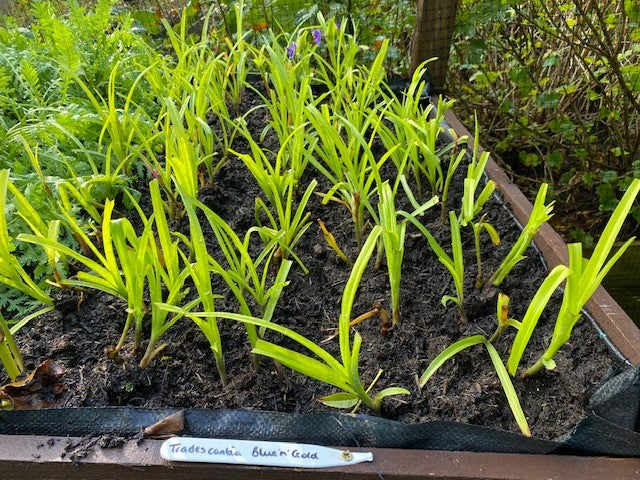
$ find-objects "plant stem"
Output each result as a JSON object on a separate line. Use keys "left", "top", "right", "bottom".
{"left": 111, "top": 311, "right": 134, "bottom": 357}
{"left": 214, "top": 349, "right": 228, "bottom": 386}
{"left": 458, "top": 303, "right": 468, "bottom": 325}
{"left": 488, "top": 325, "right": 504, "bottom": 345}
{"left": 521, "top": 359, "right": 545, "bottom": 377}
{"left": 474, "top": 224, "right": 484, "bottom": 289}
{"left": 139, "top": 340, "right": 167, "bottom": 369}
{"left": 354, "top": 383, "right": 379, "bottom": 414}
{"left": 352, "top": 194, "right": 363, "bottom": 250}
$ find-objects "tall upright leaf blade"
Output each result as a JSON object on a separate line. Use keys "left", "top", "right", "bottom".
{"left": 339, "top": 226, "right": 382, "bottom": 369}
{"left": 507, "top": 265, "right": 570, "bottom": 375}
{"left": 579, "top": 178, "right": 640, "bottom": 302}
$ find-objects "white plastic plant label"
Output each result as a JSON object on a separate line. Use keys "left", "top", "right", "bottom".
{"left": 160, "top": 437, "right": 373, "bottom": 468}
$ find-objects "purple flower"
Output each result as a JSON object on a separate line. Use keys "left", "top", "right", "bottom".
{"left": 287, "top": 42, "right": 297, "bottom": 60}
{"left": 311, "top": 28, "right": 322, "bottom": 46}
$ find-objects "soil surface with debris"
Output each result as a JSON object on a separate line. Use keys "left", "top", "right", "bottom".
{"left": 8, "top": 86, "right": 622, "bottom": 441}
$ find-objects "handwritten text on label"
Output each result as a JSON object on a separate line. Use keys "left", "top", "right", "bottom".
{"left": 160, "top": 437, "right": 373, "bottom": 469}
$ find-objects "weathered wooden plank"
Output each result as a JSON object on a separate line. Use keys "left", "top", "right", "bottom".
{"left": 1, "top": 434, "right": 640, "bottom": 480}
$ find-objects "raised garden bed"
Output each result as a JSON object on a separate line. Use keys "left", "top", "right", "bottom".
{"left": 1, "top": 16, "right": 639, "bottom": 479}
{"left": 1, "top": 97, "right": 639, "bottom": 475}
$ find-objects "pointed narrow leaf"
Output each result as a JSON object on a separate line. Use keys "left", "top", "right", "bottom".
{"left": 419, "top": 335, "right": 486, "bottom": 388}
{"left": 252, "top": 339, "right": 352, "bottom": 392}
{"left": 374, "top": 387, "right": 411, "bottom": 403}
{"left": 319, "top": 392, "right": 359, "bottom": 409}
{"left": 507, "top": 265, "right": 570, "bottom": 375}
{"left": 484, "top": 341, "right": 531, "bottom": 437}
{"left": 340, "top": 226, "right": 382, "bottom": 369}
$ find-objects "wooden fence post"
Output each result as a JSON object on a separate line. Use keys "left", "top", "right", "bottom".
{"left": 410, "top": 0, "right": 459, "bottom": 92}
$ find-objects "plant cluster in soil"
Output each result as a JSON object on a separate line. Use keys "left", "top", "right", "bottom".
{"left": 8, "top": 86, "right": 622, "bottom": 441}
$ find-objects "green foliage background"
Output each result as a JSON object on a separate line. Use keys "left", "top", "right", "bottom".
{"left": 448, "top": 0, "right": 640, "bottom": 241}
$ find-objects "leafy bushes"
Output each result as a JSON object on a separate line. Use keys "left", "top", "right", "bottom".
{"left": 449, "top": 0, "right": 640, "bottom": 237}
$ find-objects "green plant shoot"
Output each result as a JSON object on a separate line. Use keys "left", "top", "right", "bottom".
{"left": 174, "top": 226, "right": 410, "bottom": 414}
{"left": 139, "top": 180, "right": 194, "bottom": 368}
{"left": 0, "top": 312, "right": 23, "bottom": 381}
{"left": 231, "top": 136, "right": 317, "bottom": 272}
{"left": 377, "top": 181, "right": 438, "bottom": 325}
{"left": 417, "top": 277, "right": 576, "bottom": 437}
{"left": 459, "top": 115, "right": 494, "bottom": 226}
{"left": 523, "top": 178, "right": 640, "bottom": 376}
{"left": 185, "top": 194, "right": 293, "bottom": 348}
{"left": 458, "top": 119, "right": 499, "bottom": 288}
{"left": 489, "top": 184, "right": 553, "bottom": 286}
{"left": 378, "top": 181, "right": 406, "bottom": 325}
{"left": 180, "top": 190, "right": 227, "bottom": 385}
{"left": 403, "top": 210, "right": 467, "bottom": 323}
{"left": 305, "top": 103, "right": 395, "bottom": 249}
{"left": 470, "top": 214, "right": 501, "bottom": 289}
{"left": 7, "top": 177, "right": 65, "bottom": 286}
{"left": 441, "top": 146, "right": 467, "bottom": 223}
{"left": 419, "top": 333, "right": 531, "bottom": 437}
{"left": 0, "top": 170, "right": 54, "bottom": 308}
{"left": 503, "top": 264, "right": 571, "bottom": 375}
{"left": 19, "top": 198, "right": 152, "bottom": 358}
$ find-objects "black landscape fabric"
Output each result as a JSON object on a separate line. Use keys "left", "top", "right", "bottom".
{"left": 0, "top": 364, "right": 638, "bottom": 457}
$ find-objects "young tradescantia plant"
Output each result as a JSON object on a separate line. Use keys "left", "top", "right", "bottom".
{"left": 488, "top": 184, "right": 554, "bottom": 286}
{"left": 518, "top": 177, "right": 640, "bottom": 377}
{"left": 0, "top": 171, "right": 55, "bottom": 380}
{"left": 166, "top": 226, "right": 409, "bottom": 415}
{"left": 138, "top": 181, "right": 195, "bottom": 368}
{"left": 231, "top": 135, "right": 317, "bottom": 273}
{"left": 420, "top": 265, "right": 571, "bottom": 436}
{"left": 248, "top": 29, "right": 318, "bottom": 187}
{"left": 19, "top": 179, "right": 192, "bottom": 367}
{"left": 377, "top": 91, "right": 456, "bottom": 202}
{"left": 0, "top": 312, "right": 23, "bottom": 381}
{"left": 403, "top": 210, "right": 467, "bottom": 323}
{"left": 458, "top": 121, "right": 500, "bottom": 288}
{"left": 0, "top": 171, "right": 54, "bottom": 310}
{"left": 179, "top": 192, "right": 293, "bottom": 354}
{"left": 178, "top": 189, "right": 227, "bottom": 384}
{"left": 305, "top": 102, "right": 395, "bottom": 250}
{"left": 376, "top": 180, "right": 438, "bottom": 325}
{"left": 377, "top": 182, "right": 407, "bottom": 327}
{"left": 468, "top": 213, "right": 500, "bottom": 289}
{"left": 7, "top": 174, "right": 67, "bottom": 287}
{"left": 420, "top": 178, "right": 640, "bottom": 435}
{"left": 312, "top": 18, "right": 390, "bottom": 125}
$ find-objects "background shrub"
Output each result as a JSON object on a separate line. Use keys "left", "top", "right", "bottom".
{"left": 448, "top": 0, "right": 640, "bottom": 241}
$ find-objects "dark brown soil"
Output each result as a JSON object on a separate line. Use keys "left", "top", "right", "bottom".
{"left": 7, "top": 87, "right": 622, "bottom": 441}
